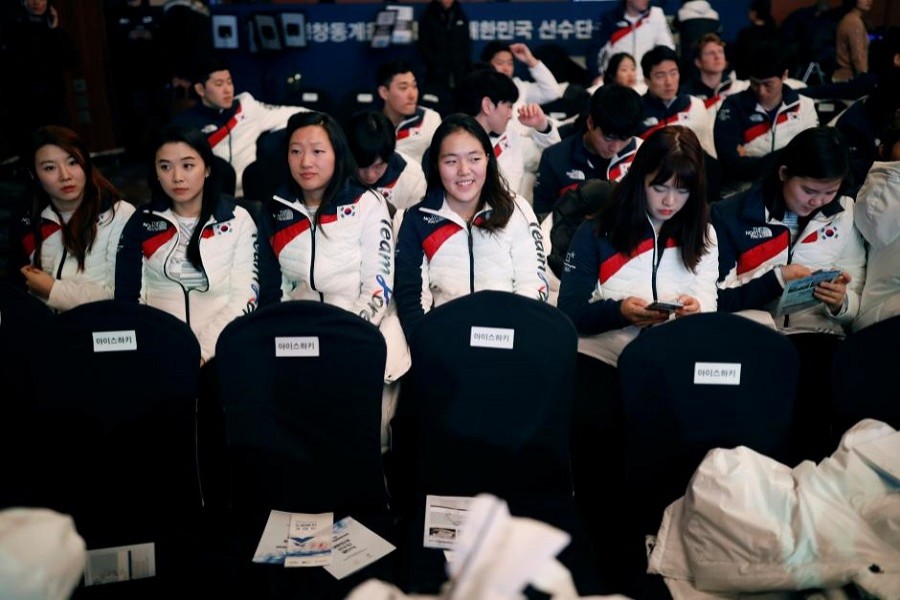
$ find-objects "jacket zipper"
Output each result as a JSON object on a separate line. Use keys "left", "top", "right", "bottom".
{"left": 162, "top": 218, "right": 192, "bottom": 328}
{"left": 56, "top": 248, "right": 67, "bottom": 280}
{"left": 467, "top": 222, "right": 475, "bottom": 294}
{"left": 309, "top": 219, "right": 323, "bottom": 302}
{"left": 650, "top": 227, "right": 661, "bottom": 301}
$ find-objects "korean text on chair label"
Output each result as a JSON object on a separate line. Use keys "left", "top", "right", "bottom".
{"left": 275, "top": 336, "right": 320, "bottom": 357}
{"left": 694, "top": 362, "right": 741, "bottom": 385}
{"left": 470, "top": 326, "right": 515, "bottom": 350}
{"left": 92, "top": 330, "right": 137, "bottom": 352}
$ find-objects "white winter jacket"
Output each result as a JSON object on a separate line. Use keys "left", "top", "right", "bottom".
{"left": 21, "top": 200, "right": 135, "bottom": 311}
{"left": 258, "top": 181, "right": 394, "bottom": 325}
{"left": 373, "top": 151, "right": 426, "bottom": 211}
{"left": 172, "top": 91, "right": 306, "bottom": 196}
{"left": 491, "top": 120, "right": 561, "bottom": 199}
{"left": 394, "top": 190, "right": 549, "bottom": 335}
{"left": 853, "top": 161, "right": 900, "bottom": 332}
{"left": 394, "top": 106, "right": 442, "bottom": 168}
{"left": 115, "top": 198, "right": 259, "bottom": 361}
{"left": 648, "top": 419, "right": 900, "bottom": 599}
{"left": 558, "top": 218, "right": 719, "bottom": 366}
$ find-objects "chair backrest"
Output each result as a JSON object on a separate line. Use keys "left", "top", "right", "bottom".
{"left": 211, "top": 301, "right": 392, "bottom": 600}
{"left": 397, "top": 292, "right": 607, "bottom": 595}
{"left": 831, "top": 315, "right": 900, "bottom": 441}
{"left": 617, "top": 312, "right": 798, "bottom": 534}
{"left": 214, "top": 155, "right": 237, "bottom": 196}
{"left": 242, "top": 129, "right": 286, "bottom": 203}
{"left": 215, "top": 300, "right": 388, "bottom": 516}
{"left": 31, "top": 300, "right": 202, "bottom": 578}
{"left": 405, "top": 290, "right": 578, "bottom": 500}
{"left": 0, "top": 282, "right": 54, "bottom": 508}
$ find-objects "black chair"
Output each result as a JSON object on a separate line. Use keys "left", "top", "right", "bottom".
{"left": 337, "top": 89, "right": 379, "bottom": 128}
{"left": 283, "top": 84, "right": 335, "bottom": 116}
{"left": 211, "top": 300, "right": 393, "bottom": 599}
{"left": 30, "top": 300, "right": 203, "bottom": 598}
{"left": 540, "top": 83, "right": 590, "bottom": 126}
{"left": 214, "top": 154, "right": 237, "bottom": 196}
{"left": 242, "top": 129, "right": 286, "bottom": 203}
{"left": 831, "top": 315, "right": 900, "bottom": 443}
{"left": 393, "top": 290, "right": 601, "bottom": 595}
{"left": 616, "top": 312, "right": 798, "bottom": 598}
{"left": 418, "top": 84, "right": 454, "bottom": 118}
{"left": 0, "top": 282, "right": 53, "bottom": 508}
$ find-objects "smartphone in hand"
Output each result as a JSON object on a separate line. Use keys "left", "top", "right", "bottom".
{"left": 646, "top": 301, "right": 684, "bottom": 313}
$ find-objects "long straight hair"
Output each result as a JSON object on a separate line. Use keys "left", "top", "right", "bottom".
{"left": 424, "top": 113, "right": 515, "bottom": 231}
{"left": 595, "top": 125, "right": 711, "bottom": 271}
{"left": 148, "top": 124, "right": 222, "bottom": 270}
{"left": 25, "top": 125, "right": 123, "bottom": 271}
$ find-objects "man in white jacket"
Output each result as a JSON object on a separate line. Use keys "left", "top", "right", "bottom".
{"left": 171, "top": 60, "right": 309, "bottom": 197}
{"left": 457, "top": 68, "right": 560, "bottom": 202}
{"left": 377, "top": 59, "right": 443, "bottom": 168}
{"left": 480, "top": 41, "right": 565, "bottom": 110}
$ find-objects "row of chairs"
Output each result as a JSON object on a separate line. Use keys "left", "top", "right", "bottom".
{"left": 1, "top": 281, "right": 896, "bottom": 598}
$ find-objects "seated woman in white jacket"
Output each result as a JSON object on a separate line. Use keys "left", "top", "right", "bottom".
{"left": 257, "top": 110, "right": 394, "bottom": 322}
{"left": 394, "top": 113, "right": 549, "bottom": 339}
{"left": 556, "top": 125, "right": 718, "bottom": 545}
{"left": 711, "top": 126, "right": 867, "bottom": 460}
{"left": 257, "top": 110, "right": 399, "bottom": 452}
{"left": 15, "top": 125, "right": 135, "bottom": 311}
{"left": 115, "top": 125, "right": 259, "bottom": 365}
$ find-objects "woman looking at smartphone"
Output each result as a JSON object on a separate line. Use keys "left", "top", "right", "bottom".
{"left": 558, "top": 125, "right": 718, "bottom": 367}
{"left": 711, "top": 126, "right": 866, "bottom": 460}
{"left": 557, "top": 126, "right": 718, "bottom": 556}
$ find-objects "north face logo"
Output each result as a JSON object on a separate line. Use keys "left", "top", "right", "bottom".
{"left": 745, "top": 227, "right": 773, "bottom": 239}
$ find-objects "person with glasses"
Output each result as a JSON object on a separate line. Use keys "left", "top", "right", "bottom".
{"left": 533, "top": 83, "right": 643, "bottom": 217}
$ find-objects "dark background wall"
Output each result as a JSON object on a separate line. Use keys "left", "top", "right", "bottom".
{"left": 18, "top": 0, "right": 900, "bottom": 154}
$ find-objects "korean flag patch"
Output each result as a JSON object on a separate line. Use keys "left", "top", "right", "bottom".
{"left": 338, "top": 204, "right": 358, "bottom": 220}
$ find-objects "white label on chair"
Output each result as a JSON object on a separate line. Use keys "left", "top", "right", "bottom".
{"left": 694, "top": 362, "right": 741, "bottom": 385}
{"left": 275, "top": 336, "right": 320, "bottom": 357}
{"left": 302, "top": 92, "right": 319, "bottom": 103}
{"left": 92, "top": 330, "right": 137, "bottom": 352}
{"left": 83, "top": 542, "right": 155, "bottom": 586}
{"left": 470, "top": 326, "right": 514, "bottom": 349}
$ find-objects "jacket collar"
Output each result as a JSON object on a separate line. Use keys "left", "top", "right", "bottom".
{"left": 143, "top": 194, "right": 236, "bottom": 224}
{"left": 741, "top": 183, "right": 845, "bottom": 224}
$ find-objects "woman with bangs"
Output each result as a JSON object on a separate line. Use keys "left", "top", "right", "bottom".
{"left": 115, "top": 124, "right": 259, "bottom": 366}
{"left": 15, "top": 125, "right": 135, "bottom": 311}
{"left": 559, "top": 124, "right": 718, "bottom": 368}
{"left": 557, "top": 125, "right": 718, "bottom": 549}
